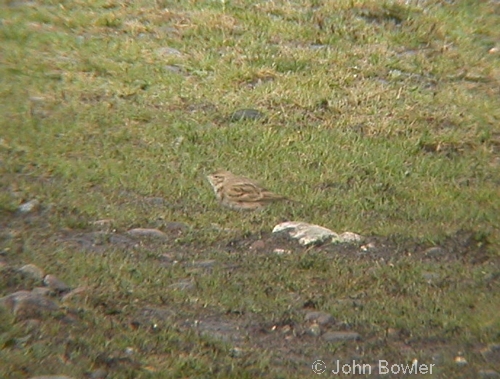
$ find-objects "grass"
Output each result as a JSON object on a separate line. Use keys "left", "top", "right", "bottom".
{"left": 1, "top": 0, "right": 499, "bottom": 378}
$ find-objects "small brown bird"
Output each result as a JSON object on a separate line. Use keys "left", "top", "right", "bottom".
{"left": 207, "top": 170, "right": 290, "bottom": 211}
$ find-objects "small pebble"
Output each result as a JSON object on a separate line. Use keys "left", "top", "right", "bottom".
{"left": 18, "top": 264, "right": 45, "bottom": 281}
{"left": 127, "top": 228, "right": 168, "bottom": 239}
{"left": 88, "top": 369, "right": 108, "bottom": 379}
{"left": 273, "top": 248, "right": 291, "bottom": 255}
{"left": 165, "top": 65, "right": 185, "bottom": 74}
{"left": 230, "top": 347, "right": 245, "bottom": 357}
{"left": 229, "top": 109, "right": 265, "bottom": 122}
{"left": 454, "top": 355, "right": 467, "bottom": 366}
{"left": 424, "top": 246, "right": 446, "bottom": 258}
{"left": 307, "top": 323, "right": 322, "bottom": 336}
{"left": 163, "top": 222, "right": 189, "bottom": 234}
{"left": 18, "top": 199, "right": 40, "bottom": 214}
{"left": 360, "top": 242, "right": 376, "bottom": 251}
{"left": 156, "top": 46, "right": 183, "bottom": 57}
{"left": 43, "top": 275, "right": 70, "bottom": 293}
{"left": 249, "top": 240, "right": 266, "bottom": 250}
{"left": 339, "top": 232, "right": 363, "bottom": 243}
{"left": 386, "top": 328, "right": 399, "bottom": 338}
{"left": 304, "top": 311, "right": 335, "bottom": 326}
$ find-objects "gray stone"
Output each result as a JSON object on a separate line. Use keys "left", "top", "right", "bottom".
{"left": 164, "top": 65, "right": 185, "bottom": 74}
{"left": 250, "top": 240, "right": 266, "bottom": 250}
{"left": 338, "top": 232, "right": 363, "bottom": 243}
{"left": 0, "top": 291, "right": 58, "bottom": 319}
{"left": 127, "top": 228, "right": 168, "bottom": 239}
{"left": 43, "top": 275, "right": 70, "bottom": 292}
{"left": 229, "top": 109, "right": 265, "bottom": 122}
{"left": 424, "top": 246, "right": 446, "bottom": 258}
{"left": 310, "top": 44, "right": 328, "bottom": 50}
{"left": 164, "top": 222, "right": 189, "bottom": 235}
{"left": 481, "top": 344, "right": 500, "bottom": 363}
{"left": 156, "top": 46, "right": 183, "bottom": 57}
{"left": 0, "top": 290, "right": 30, "bottom": 311}
{"left": 18, "top": 264, "right": 45, "bottom": 280}
{"left": 6, "top": 0, "right": 36, "bottom": 7}
{"left": 304, "top": 311, "right": 335, "bottom": 326}
{"left": 196, "top": 319, "right": 244, "bottom": 343}
{"left": 88, "top": 369, "right": 108, "bottom": 379}
{"left": 18, "top": 199, "right": 40, "bottom": 214}
{"left": 322, "top": 331, "right": 361, "bottom": 342}
{"left": 32, "top": 287, "right": 53, "bottom": 296}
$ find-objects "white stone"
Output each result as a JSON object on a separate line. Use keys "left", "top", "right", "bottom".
{"left": 339, "top": 232, "right": 363, "bottom": 243}
{"left": 272, "top": 222, "right": 338, "bottom": 246}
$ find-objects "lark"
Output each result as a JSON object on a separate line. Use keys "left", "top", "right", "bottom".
{"left": 207, "top": 170, "right": 290, "bottom": 211}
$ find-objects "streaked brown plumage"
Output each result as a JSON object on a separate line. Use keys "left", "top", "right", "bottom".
{"left": 207, "top": 170, "right": 289, "bottom": 210}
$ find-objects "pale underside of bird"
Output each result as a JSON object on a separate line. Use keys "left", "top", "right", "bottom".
{"left": 207, "top": 169, "right": 290, "bottom": 211}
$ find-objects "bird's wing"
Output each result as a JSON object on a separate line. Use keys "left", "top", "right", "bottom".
{"left": 230, "top": 182, "right": 287, "bottom": 203}
{"left": 227, "top": 182, "right": 264, "bottom": 202}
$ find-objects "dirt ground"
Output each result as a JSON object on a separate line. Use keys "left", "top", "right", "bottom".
{"left": 1, "top": 208, "right": 499, "bottom": 378}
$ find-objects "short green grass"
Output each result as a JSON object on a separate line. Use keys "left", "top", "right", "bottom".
{"left": 1, "top": 0, "right": 499, "bottom": 378}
